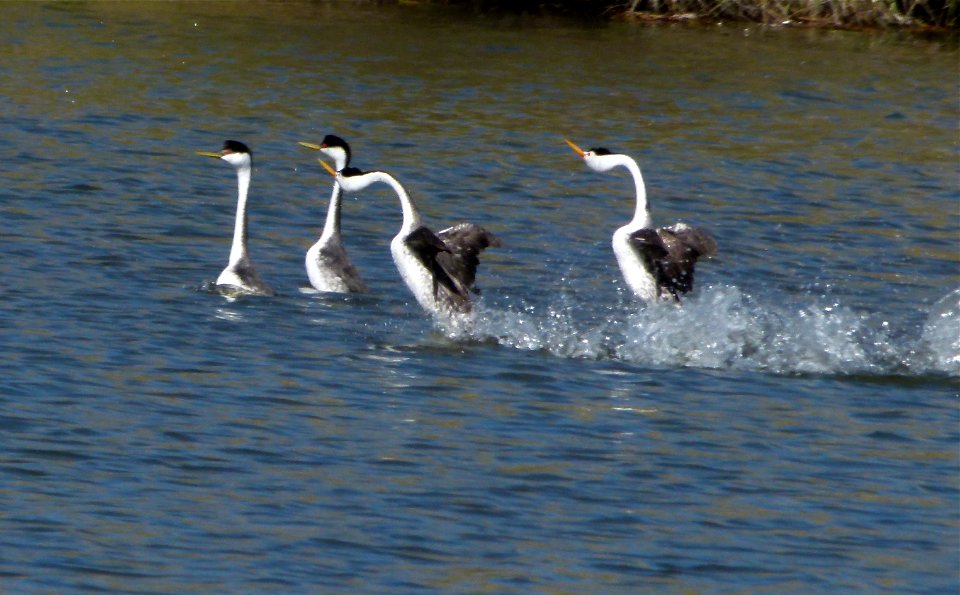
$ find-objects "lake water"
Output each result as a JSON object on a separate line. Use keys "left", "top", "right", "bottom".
{"left": 1, "top": 2, "right": 957, "bottom": 592}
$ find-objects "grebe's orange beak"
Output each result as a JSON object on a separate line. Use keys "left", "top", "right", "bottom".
{"left": 564, "top": 139, "right": 586, "bottom": 157}
{"left": 319, "top": 159, "right": 338, "bottom": 177}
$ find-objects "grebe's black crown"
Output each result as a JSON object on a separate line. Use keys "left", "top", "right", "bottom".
{"left": 223, "top": 140, "right": 253, "bottom": 155}
{"left": 321, "top": 134, "right": 349, "bottom": 149}
{"left": 223, "top": 140, "right": 251, "bottom": 154}
{"left": 321, "top": 134, "right": 351, "bottom": 165}
{"left": 220, "top": 140, "right": 252, "bottom": 166}
{"left": 591, "top": 147, "right": 612, "bottom": 156}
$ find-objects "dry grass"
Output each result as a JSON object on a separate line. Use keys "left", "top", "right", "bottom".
{"left": 622, "top": 0, "right": 957, "bottom": 28}
{"left": 432, "top": 0, "right": 958, "bottom": 28}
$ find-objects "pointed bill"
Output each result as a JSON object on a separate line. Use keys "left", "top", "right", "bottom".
{"left": 196, "top": 151, "right": 222, "bottom": 158}
{"left": 318, "top": 159, "right": 338, "bottom": 177}
{"left": 564, "top": 139, "right": 586, "bottom": 157}
{"left": 298, "top": 141, "right": 322, "bottom": 150}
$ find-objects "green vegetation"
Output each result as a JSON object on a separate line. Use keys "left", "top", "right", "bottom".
{"left": 431, "top": 0, "right": 958, "bottom": 28}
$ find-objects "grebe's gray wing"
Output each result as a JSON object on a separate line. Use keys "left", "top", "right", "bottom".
{"left": 664, "top": 223, "right": 717, "bottom": 259}
{"left": 404, "top": 226, "right": 471, "bottom": 309}
{"left": 436, "top": 223, "right": 501, "bottom": 295}
{"left": 316, "top": 240, "right": 369, "bottom": 293}
{"left": 654, "top": 224, "right": 717, "bottom": 300}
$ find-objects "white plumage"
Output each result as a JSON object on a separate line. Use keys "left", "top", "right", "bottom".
{"left": 299, "top": 135, "right": 367, "bottom": 293}
{"left": 319, "top": 161, "right": 499, "bottom": 319}
{"left": 566, "top": 139, "right": 716, "bottom": 304}
{"left": 197, "top": 140, "right": 275, "bottom": 297}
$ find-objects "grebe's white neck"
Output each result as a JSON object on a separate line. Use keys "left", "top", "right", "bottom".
{"left": 320, "top": 146, "right": 349, "bottom": 172}
{"left": 319, "top": 183, "right": 342, "bottom": 241}
{"left": 338, "top": 170, "right": 422, "bottom": 233}
{"left": 585, "top": 152, "right": 650, "bottom": 228}
{"left": 228, "top": 160, "right": 252, "bottom": 266}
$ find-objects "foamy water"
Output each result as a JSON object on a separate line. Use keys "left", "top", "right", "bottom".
{"left": 922, "top": 288, "right": 960, "bottom": 374}
{"left": 461, "top": 286, "right": 960, "bottom": 377}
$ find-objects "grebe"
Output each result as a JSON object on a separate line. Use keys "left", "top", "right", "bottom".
{"left": 318, "top": 160, "right": 499, "bottom": 318}
{"left": 297, "top": 135, "right": 368, "bottom": 293}
{"left": 566, "top": 139, "right": 715, "bottom": 304}
{"left": 196, "top": 140, "right": 276, "bottom": 297}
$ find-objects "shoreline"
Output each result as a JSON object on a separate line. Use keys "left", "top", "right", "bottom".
{"left": 616, "top": 9, "right": 957, "bottom": 33}
{"left": 416, "top": 1, "right": 958, "bottom": 33}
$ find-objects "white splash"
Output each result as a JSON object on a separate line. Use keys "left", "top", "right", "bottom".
{"left": 921, "top": 288, "right": 960, "bottom": 376}
{"left": 456, "top": 285, "right": 960, "bottom": 377}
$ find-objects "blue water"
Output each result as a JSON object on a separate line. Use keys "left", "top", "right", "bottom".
{"left": 1, "top": 3, "right": 957, "bottom": 592}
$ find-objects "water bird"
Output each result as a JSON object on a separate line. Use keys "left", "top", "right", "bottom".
{"left": 196, "top": 140, "right": 276, "bottom": 297}
{"left": 317, "top": 159, "right": 500, "bottom": 318}
{"left": 297, "top": 135, "right": 368, "bottom": 293}
{"left": 565, "top": 139, "right": 716, "bottom": 304}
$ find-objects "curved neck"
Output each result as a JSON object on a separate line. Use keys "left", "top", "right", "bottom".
{"left": 320, "top": 183, "right": 342, "bottom": 240}
{"left": 229, "top": 164, "right": 251, "bottom": 265}
{"left": 618, "top": 155, "right": 651, "bottom": 227}
{"left": 357, "top": 171, "right": 422, "bottom": 232}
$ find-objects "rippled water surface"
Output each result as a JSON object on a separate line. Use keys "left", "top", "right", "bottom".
{"left": 1, "top": 2, "right": 957, "bottom": 592}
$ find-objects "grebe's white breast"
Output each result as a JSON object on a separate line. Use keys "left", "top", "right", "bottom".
{"left": 612, "top": 224, "right": 659, "bottom": 303}
{"left": 306, "top": 241, "right": 351, "bottom": 293}
{"left": 216, "top": 268, "right": 244, "bottom": 288}
{"left": 390, "top": 234, "right": 443, "bottom": 314}
{"left": 391, "top": 232, "right": 476, "bottom": 320}
{"left": 216, "top": 257, "right": 275, "bottom": 296}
